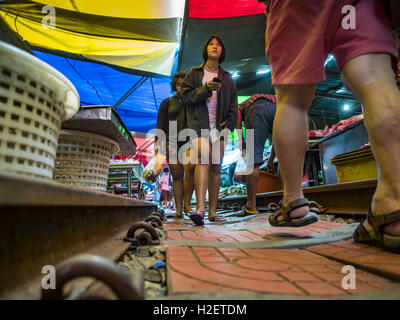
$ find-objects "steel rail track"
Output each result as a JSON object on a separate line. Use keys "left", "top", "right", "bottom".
{"left": 217, "top": 179, "right": 377, "bottom": 216}
{"left": 0, "top": 173, "right": 157, "bottom": 299}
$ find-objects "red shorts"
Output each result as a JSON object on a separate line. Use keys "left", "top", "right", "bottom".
{"left": 266, "top": 0, "right": 398, "bottom": 85}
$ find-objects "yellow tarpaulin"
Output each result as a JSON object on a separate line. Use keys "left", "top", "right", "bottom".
{"left": 31, "top": 0, "right": 185, "bottom": 19}
{"left": 0, "top": 0, "right": 185, "bottom": 76}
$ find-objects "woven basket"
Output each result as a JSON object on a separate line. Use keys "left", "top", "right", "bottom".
{"left": 53, "top": 130, "right": 119, "bottom": 191}
{"left": 0, "top": 41, "right": 79, "bottom": 179}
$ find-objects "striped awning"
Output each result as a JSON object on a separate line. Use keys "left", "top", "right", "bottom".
{"left": 0, "top": 0, "right": 185, "bottom": 76}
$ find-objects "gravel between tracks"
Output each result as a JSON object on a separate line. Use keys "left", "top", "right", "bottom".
{"left": 118, "top": 231, "right": 168, "bottom": 299}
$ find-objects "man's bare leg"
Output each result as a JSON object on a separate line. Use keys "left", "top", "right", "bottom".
{"left": 184, "top": 162, "right": 195, "bottom": 213}
{"left": 246, "top": 164, "right": 261, "bottom": 212}
{"left": 342, "top": 53, "right": 400, "bottom": 235}
{"left": 273, "top": 84, "right": 316, "bottom": 220}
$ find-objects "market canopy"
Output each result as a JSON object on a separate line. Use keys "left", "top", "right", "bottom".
{"left": 0, "top": 0, "right": 187, "bottom": 133}
{"left": 179, "top": 0, "right": 270, "bottom": 95}
{"left": 0, "top": 0, "right": 185, "bottom": 76}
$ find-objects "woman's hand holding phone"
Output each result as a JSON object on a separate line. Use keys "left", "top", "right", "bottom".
{"left": 206, "top": 77, "right": 222, "bottom": 91}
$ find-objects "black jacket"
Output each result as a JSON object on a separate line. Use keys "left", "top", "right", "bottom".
{"left": 155, "top": 94, "right": 187, "bottom": 150}
{"left": 156, "top": 95, "right": 187, "bottom": 136}
{"left": 181, "top": 64, "right": 238, "bottom": 135}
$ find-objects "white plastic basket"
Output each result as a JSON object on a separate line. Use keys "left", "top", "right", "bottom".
{"left": 53, "top": 130, "right": 119, "bottom": 191}
{"left": 0, "top": 41, "right": 80, "bottom": 179}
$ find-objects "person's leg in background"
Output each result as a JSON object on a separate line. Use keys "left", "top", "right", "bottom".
{"left": 167, "top": 191, "right": 172, "bottom": 208}
{"left": 162, "top": 190, "right": 169, "bottom": 208}
{"left": 245, "top": 164, "right": 261, "bottom": 213}
{"left": 190, "top": 137, "right": 210, "bottom": 216}
{"left": 244, "top": 100, "right": 272, "bottom": 214}
{"left": 342, "top": 53, "right": 400, "bottom": 236}
{"left": 183, "top": 149, "right": 195, "bottom": 213}
{"left": 169, "top": 162, "right": 184, "bottom": 216}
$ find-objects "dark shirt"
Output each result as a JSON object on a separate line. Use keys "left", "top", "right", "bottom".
{"left": 181, "top": 64, "right": 238, "bottom": 135}
{"left": 239, "top": 94, "right": 276, "bottom": 120}
{"left": 156, "top": 94, "right": 187, "bottom": 147}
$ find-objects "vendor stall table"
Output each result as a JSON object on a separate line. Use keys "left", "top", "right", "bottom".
{"left": 107, "top": 163, "right": 144, "bottom": 198}
{"left": 313, "top": 120, "right": 369, "bottom": 185}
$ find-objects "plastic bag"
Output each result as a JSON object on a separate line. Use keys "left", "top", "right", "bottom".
{"left": 142, "top": 152, "right": 166, "bottom": 184}
{"left": 234, "top": 155, "right": 248, "bottom": 176}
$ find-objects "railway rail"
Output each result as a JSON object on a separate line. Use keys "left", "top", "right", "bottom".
{"left": 0, "top": 173, "right": 160, "bottom": 300}
{"left": 217, "top": 179, "right": 376, "bottom": 217}
{"left": 1, "top": 175, "right": 377, "bottom": 299}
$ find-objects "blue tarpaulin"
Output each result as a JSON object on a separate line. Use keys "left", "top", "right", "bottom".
{"left": 34, "top": 50, "right": 173, "bottom": 133}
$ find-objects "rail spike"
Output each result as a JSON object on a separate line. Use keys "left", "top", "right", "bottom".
{"left": 144, "top": 215, "right": 163, "bottom": 228}
{"left": 152, "top": 211, "right": 166, "bottom": 221}
{"left": 126, "top": 221, "right": 160, "bottom": 246}
{"left": 156, "top": 207, "right": 165, "bottom": 216}
{"left": 41, "top": 254, "right": 144, "bottom": 300}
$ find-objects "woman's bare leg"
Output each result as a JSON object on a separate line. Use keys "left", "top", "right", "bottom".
{"left": 191, "top": 137, "right": 210, "bottom": 212}
{"left": 169, "top": 163, "right": 184, "bottom": 215}
{"left": 208, "top": 138, "right": 226, "bottom": 218}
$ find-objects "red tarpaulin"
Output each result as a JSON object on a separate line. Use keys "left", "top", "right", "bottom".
{"left": 132, "top": 137, "right": 155, "bottom": 166}
{"left": 189, "top": 0, "right": 265, "bottom": 19}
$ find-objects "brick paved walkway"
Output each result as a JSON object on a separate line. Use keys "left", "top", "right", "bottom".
{"left": 163, "top": 214, "right": 400, "bottom": 298}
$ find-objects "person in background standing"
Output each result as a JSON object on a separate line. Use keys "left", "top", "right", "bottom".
{"left": 235, "top": 94, "right": 277, "bottom": 217}
{"left": 156, "top": 72, "right": 195, "bottom": 218}
{"left": 159, "top": 167, "right": 172, "bottom": 209}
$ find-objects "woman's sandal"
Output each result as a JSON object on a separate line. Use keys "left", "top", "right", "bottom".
{"left": 235, "top": 207, "right": 260, "bottom": 217}
{"left": 209, "top": 214, "right": 227, "bottom": 222}
{"left": 354, "top": 209, "right": 400, "bottom": 253}
{"left": 189, "top": 210, "right": 205, "bottom": 226}
{"left": 268, "top": 197, "right": 319, "bottom": 227}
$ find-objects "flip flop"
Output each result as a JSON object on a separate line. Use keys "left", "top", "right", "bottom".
{"left": 269, "top": 198, "right": 318, "bottom": 227}
{"left": 189, "top": 210, "right": 205, "bottom": 226}
{"left": 183, "top": 210, "right": 195, "bottom": 219}
{"left": 235, "top": 207, "right": 260, "bottom": 217}
{"left": 354, "top": 208, "right": 400, "bottom": 253}
{"left": 209, "top": 215, "right": 227, "bottom": 222}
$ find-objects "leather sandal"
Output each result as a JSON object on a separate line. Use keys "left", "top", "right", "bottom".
{"left": 269, "top": 197, "right": 318, "bottom": 227}
{"left": 354, "top": 208, "right": 400, "bottom": 253}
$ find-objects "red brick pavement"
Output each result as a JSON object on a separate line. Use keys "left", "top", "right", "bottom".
{"left": 167, "top": 246, "right": 397, "bottom": 296}
{"left": 307, "top": 240, "right": 400, "bottom": 281}
{"left": 164, "top": 219, "right": 400, "bottom": 297}
{"left": 165, "top": 220, "right": 344, "bottom": 243}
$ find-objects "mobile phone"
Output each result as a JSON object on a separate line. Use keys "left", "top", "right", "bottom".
{"left": 213, "top": 77, "right": 221, "bottom": 83}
